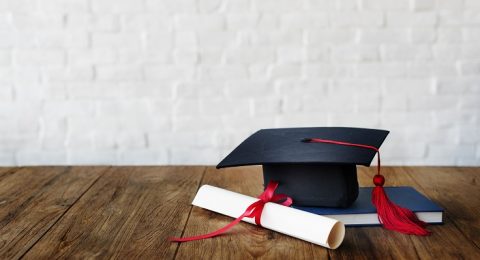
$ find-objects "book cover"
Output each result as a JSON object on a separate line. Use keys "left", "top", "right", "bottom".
{"left": 294, "top": 186, "right": 444, "bottom": 226}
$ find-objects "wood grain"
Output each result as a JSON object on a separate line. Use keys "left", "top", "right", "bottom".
{"left": 23, "top": 166, "right": 206, "bottom": 259}
{"left": 175, "top": 166, "right": 330, "bottom": 260}
{"left": 1, "top": 166, "right": 479, "bottom": 259}
{"left": 0, "top": 166, "right": 106, "bottom": 259}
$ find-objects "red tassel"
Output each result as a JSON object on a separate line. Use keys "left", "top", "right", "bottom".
{"left": 304, "top": 138, "right": 431, "bottom": 236}
{"left": 372, "top": 175, "right": 430, "bottom": 236}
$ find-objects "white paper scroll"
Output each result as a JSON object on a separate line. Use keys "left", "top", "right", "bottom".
{"left": 192, "top": 185, "right": 345, "bottom": 249}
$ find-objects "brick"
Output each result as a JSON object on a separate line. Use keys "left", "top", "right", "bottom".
{"left": 438, "top": 28, "right": 462, "bottom": 43}
{"left": 433, "top": 44, "right": 462, "bottom": 61}
{"left": 410, "top": 28, "right": 436, "bottom": 44}
{"left": 255, "top": 0, "right": 307, "bottom": 12}
{"left": 382, "top": 44, "right": 432, "bottom": 61}
{"left": 175, "top": 81, "right": 224, "bottom": 98}
{"left": 43, "top": 100, "right": 96, "bottom": 118}
{"left": 96, "top": 65, "right": 143, "bottom": 81}
{"left": 305, "top": 46, "right": 330, "bottom": 62}
{"left": 463, "top": 28, "right": 480, "bottom": 42}
{"left": 0, "top": 50, "right": 11, "bottom": 66}
{"left": 276, "top": 114, "right": 329, "bottom": 127}
{"left": 198, "top": 0, "right": 222, "bottom": 13}
{"left": 277, "top": 79, "right": 329, "bottom": 98}
{"left": 307, "top": 29, "right": 356, "bottom": 44}
{"left": 121, "top": 14, "right": 173, "bottom": 32}
{"left": 332, "top": 45, "right": 379, "bottom": 62}
{"left": 224, "top": 0, "right": 252, "bottom": 12}
{"left": 270, "top": 64, "right": 301, "bottom": 79}
{"left": 384, "top": 78, "right": 434, "bottom": 95}
{"left": 459, "top": 61, "right": 480, "bottom": 76}
{"left": 251, "top": 30, "right": 303, "bottom": 46}
{"left": 225, "top": 80, "right": 272, "bottom": 98}
{"left": 330, "top": 12, "right": 383, "bottom": 27}
{"left": 381, "top": 94, "right": 408, "bottom": 112}
{"left": 144, "top": 0, "right": 197, "bottom": 13}
{"left": 40, "top": 0, "right": 89, "bottom": 13}
{"left": 382, "top": 142, "right": 427, "bottom": 160}
{"left": 437, "top": 77, "right": 480, "bottom": 94}
{"left": 197, "top": 65, "right": 248, "bottom": 80}
{"left": 14, "top": 50, "right": 65, "bottom": 67}
{"left": 92, "top": 33, "right": 143, "bottom": 49}
{"left": 68, "top": 49, "right": 117, "bottom": 66}
{"left": 2, "top": 0, "right": 38, "bottom": 13}
{"left": 174, "top": 32, "right": 197, "bottom": 47}
{"left": 67, "top": 150, "right": 117, "bottom": 165}
{"left": 92, "top": 0, "right": 145, "bottom": 13}
{"left": 0, "top": 152, "right": 16, "bottom": 166}
{"left": 170, "top": 147, "right": 220, "bottom": 164}
{"left": 200, "top": 98, "right": 250, "bottom": 116}
{"left": 356, "top": 63, "right": 407, "bottom": 78}
{"left": 279, "top": 13, "right": 328, "bottom": 29}
{"left": 144, "top": 65, "right": 195, "bottom": 81}
{"left": 461, "top": 44, "right": 480, "bottom": 60}
{"left": 197, "top": 31, "right": 238, "bottom": 48}
{"left": 66, "top": 14, "right": 119, "bottom": 32}
{"left": 277, "top": 47, "right": 306, "bottom": 64}
{"left": 175, "top": 14, "right": 225, "bottom": 31}
{"left": 335, "top": 0, "right": 360, "bottom": 10}
{"left": 464, "top": 10, "right": 480, "bottom": 24}
{"left": 328, "top": 112, "right": 381, "bottom": 127}
{"left": 304, "top": 63, "right": 356, "bottom": 78}
{"left": 360, "top": 29, "right": 409, "bottom": 44}
{"left": 387, "top": 12, "right": 436, "bottom": 26}
{"left": 362, "top": 0, "right": 409, "bottom": 10}
{"left": 43, "top": 67, "right": 94, "bottom": 82}
{"left": 411, "top": 0, "right": 435, "bottom": 11}
{"left": 148, "top": 132, "right": 215, "bottom": 149}
{"left": 117, "top": 149, "right": 169, "bottom": 165}
{"left": 466, "top": 0, "right": 480, "bottom": 9}
{"left": 16, "top": 150, "right": 68, "bottom": 166}
{"left": 173, "top": 116, "right": 218, "bottom": 132}
{"left": 0, "top": 85, "right": 13, "bottom": 100}
{"left": 225, "top": 47, "right": 275, "bottom": 64}
{"left": 227, "top": 14, "right": 259, "bottom": 30}
{"left": 11, "top": 13, "right": 63, "bottom": 32}
{"left": 35, "top": 31, "right": 89, "bottom": 49}
{"left": 222, "top": 115, "right": 276, "bottom": 131}
{"left": 407, "top": 95, "right": 460, "bottom": 111}
{"left": 438, "top": 11, "right": 464, "bottom": 26}
{"left": 437, "top": 0, "right": 464, "bottom": 10}
{"left": 173, "top": 49, "right": 198, "bottom": 65}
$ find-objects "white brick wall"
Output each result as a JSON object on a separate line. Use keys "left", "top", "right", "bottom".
{"left": 0, "top": 0, "right": 479, "bottom": 166}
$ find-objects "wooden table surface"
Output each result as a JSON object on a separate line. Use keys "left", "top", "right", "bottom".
{"left": 0, "top": 166, "right": 479, "bottom": 259}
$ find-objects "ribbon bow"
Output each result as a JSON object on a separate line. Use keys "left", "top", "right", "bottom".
{"left": 170, "top": 181, "right": 292, "bottom": 242}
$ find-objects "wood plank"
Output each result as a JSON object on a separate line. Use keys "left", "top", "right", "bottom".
{"left": 0, "top": 166, "right": 106, "bottom": 259}
{"left": 23, "top": 166, "right": 206, "bottom": 259}
{"left": 401, "top": 167, "right": 480, "bottom": 250}
{"left": 175, "top": 166, "right": 330, "bottom": 259}
{"left": 327, "top": 166, "right": 480, "bottom": 259}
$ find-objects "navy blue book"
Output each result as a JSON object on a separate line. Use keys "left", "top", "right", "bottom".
{"left": 294, "top": 186, "right": 444, "bottom": 226}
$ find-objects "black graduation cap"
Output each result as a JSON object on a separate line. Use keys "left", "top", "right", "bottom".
{"left": 217, "top": 127, "right": 389, "bottom": 208}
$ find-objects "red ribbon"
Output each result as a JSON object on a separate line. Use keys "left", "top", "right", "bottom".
{"left": 170, "top": 181, "right": 292, "bottom": 242}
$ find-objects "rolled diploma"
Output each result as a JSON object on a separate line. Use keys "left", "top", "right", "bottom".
{"left": 192, "top": 185, "right": 345, "bottom": 249}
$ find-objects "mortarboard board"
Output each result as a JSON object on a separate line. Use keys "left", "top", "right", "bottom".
{"left": 217, "top": 127, "right": 389, "bottom": 208}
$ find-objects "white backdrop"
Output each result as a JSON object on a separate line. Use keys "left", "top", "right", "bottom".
{"left": 0, "top": 0, "right": 479, "bottom": 166}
